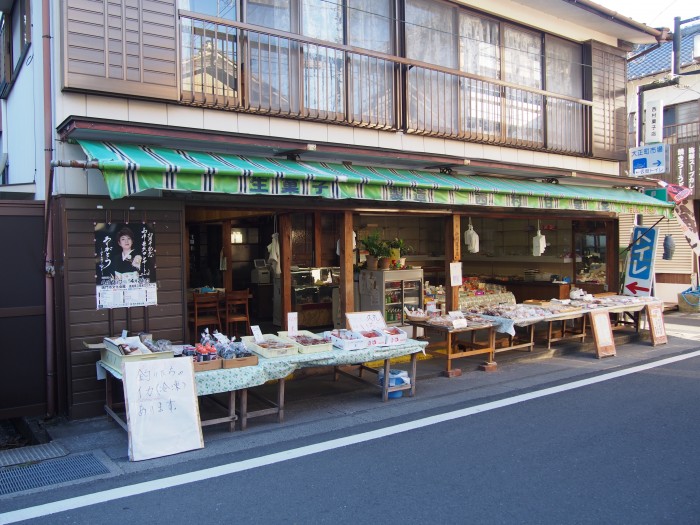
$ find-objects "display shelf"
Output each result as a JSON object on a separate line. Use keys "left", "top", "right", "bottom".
{"left": 462, "top": 255, "right": 569, "bottom": 264}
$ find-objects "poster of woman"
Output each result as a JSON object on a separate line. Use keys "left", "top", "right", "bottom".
{"left": 95, "top": 223, "right": 157, "bottom": 309}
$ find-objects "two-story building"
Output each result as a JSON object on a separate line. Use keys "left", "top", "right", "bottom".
{"left": 625, "top": 21, "right": 700, "bottom": 306}
{"left": 0, "top": 0, "right": 675, "bottom": 419}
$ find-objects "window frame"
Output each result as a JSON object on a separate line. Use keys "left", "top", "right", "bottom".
{"left": 0, "top": 0, "right": 31, "bottom": 99}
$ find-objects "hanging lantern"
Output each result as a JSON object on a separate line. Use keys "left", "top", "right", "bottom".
{"left": 662, "top": 234, "right": 675, "bottom": 260}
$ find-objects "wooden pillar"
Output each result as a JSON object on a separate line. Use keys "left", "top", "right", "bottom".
{"left": 279, "top": 214, "right": 292, "bottom": 330}
{"left": 339, "top": 211, "right": 354, "bottom": 326}
{"left": 445, "top": 215, "right": 461, "bottom": 311}
{"left": 313, "top": 211, "right": 322, "bottom": 267}
{"left": 222, "top": 221, "right": 232, "bottom": 291}
{"left": 606, "top": 219, "right": 619, "bottom": 294}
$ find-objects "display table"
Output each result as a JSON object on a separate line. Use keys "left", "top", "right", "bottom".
{"left": 408, "top": 319, "right": 495, "bottom": 377}
{"left": 97, "top": 339, "right": 428, "bottom": 431}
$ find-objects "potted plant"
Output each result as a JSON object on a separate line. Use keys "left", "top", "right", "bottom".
{"left": 376, "top": 240, "right": 392, "bottom": 269}
{"left": 360, "top": 230, "right": 384, "bottom": 270}
{"left": 389, "top": 238, "right": 413, "bottom": 268}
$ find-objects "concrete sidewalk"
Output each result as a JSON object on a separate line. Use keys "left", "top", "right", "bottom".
{"left": 2, "top": 309, "right": 700, "bottom": 494}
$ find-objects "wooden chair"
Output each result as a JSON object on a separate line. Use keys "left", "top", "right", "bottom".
{"left": 189, "top": 292, "right": 222, "bottom": 343}
{"left": 221, "top": 289, "right": 252, "bottom": 338}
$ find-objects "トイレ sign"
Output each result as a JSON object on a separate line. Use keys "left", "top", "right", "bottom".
{"left": 622, "top": 226, "right": 659, "bottom": 297}
{"left": 629, "top": 144, "right": 668, "bottom": 176}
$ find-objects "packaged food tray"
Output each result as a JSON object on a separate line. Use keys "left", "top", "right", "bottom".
{"left": 324, "top": 329, "right": 368, "bottom": 351}
{"left": 241, "top": 335, "right": 300, "bottom": 358}
{"left": 100, "top": 337, "right": 174, "bottom": 374}
{"left": 277, "top": 330, "right": 332, "bottom": 354}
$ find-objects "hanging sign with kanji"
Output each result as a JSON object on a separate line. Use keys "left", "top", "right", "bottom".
{"left": 622, "top": 226, "right": 659, "bottom": 297}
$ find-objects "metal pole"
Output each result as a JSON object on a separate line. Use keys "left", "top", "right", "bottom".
{"left": 673, "top": 17, "right": 681, "bottom": 76}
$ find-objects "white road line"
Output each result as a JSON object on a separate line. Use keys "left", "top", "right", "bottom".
{"left": 3, "top": 349, "right": 700, "bottom": 525}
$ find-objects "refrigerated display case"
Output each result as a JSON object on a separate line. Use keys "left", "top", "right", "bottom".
{"left": 272, "top": 267, "right": 339, "bottom": 327}
{"left": 359, "top": 269, "right": 423, "bottom": 325}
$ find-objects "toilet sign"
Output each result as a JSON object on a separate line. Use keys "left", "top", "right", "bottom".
{"left": 623, "top": 226, "right": 659, "bottom": 297}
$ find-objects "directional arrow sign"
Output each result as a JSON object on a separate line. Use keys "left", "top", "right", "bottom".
{"left": 622, "top": 226, "right": 659, "bottom": 297}
{"left": 629, "top": 144, "right": 667, "bottom": 176}
{"left": 625, "top": 281, "right": 650, "bottom": 295}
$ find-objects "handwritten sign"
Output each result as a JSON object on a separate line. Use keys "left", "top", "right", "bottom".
{"left": 589, "top": 310, "right": 616, "bottom": 358}
{"left": 346, "top": 311, "right": 386, "bottom": 332}
{"left": 122, "top": 358, "right": 203, "bottom": 461}
{"left": 646, "top": 304, "right": 667, "bottom": 346}
{"left": 450, "top": 262, "right": 463, "bottom": 287}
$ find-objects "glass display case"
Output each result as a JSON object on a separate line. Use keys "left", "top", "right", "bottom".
{"left": 574, "top": 226, "right": 608, "bottom": 294}
{"left": 359, "top": 269, "right": 423, "bottom": 325}
{"left": 278, "top": 267, "right": 338, "bottom": 328}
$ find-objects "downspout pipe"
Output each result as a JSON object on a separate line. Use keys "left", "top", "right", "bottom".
{"left": 43, "top": 0, "right": 56, "bottom": 417}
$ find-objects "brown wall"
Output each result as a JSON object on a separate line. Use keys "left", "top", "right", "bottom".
{"left": 0, "top": 201, "right": 46, "bottom": 419}
{"left": 54, "top": 197, "right": 185, "bottom": 419}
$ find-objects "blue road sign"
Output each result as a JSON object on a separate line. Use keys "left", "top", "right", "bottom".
{"left": 623, "top": 226, "right": 659, "bottom": 296}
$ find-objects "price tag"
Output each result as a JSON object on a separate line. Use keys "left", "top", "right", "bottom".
{"left": 214, "top": 332, "right": 229, "bottom": 343}
{"left": 287, "top": 312, "right": 298, "bottom": 337}
{"left": 251, "top": 325, "right": 265, "bottom": 343}
{"left": 450, "top": 262, "right": 463, "bottom": 287}
{"left": 448, "top": 310, "right": 467, "bottom": 328}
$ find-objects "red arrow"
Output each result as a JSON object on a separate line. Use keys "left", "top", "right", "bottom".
{"left": 625, "top": 281, "right": 650, "bottom": 294}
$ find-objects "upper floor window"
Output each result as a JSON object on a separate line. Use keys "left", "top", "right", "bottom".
{"left": 459, "top": 12, "right": 499, "bottom": 78}
{"left": 1, "top": 0, "right": 31, "bottom": 99}
{"left": 181, "top": 0, "right": 237, "bottom": 20}
{"left": 247, "top": 0, "right": 290, "bottom": 31}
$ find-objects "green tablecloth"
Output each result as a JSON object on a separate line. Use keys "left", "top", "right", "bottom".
{"left": 187, "top": 339, "right": 427, "bottom": 396}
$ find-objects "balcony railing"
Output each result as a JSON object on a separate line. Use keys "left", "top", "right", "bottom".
{"left": 628, "top": 121, "right": 700, "bottom": 148}
{"left": 663, "top": 121, "right": 700, "bottom": 145}
{"left": 179, "top": 12, "right": 592, "bottom": 155}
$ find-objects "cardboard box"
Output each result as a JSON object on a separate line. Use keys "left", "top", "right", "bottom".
{"left": 222, "top": 355, "right": 259, "bottom": 368}
{"left": 277, "top": 330, "right": 333, "bottom": 354}
{"left": 382, "top": 327, "right": 407, "bottom": 345}
{"left": 193, "top": 359, "right": 222, "bottom": 372}
{"left": 100, "top": 337, "right": 174, "bottom": 374}
{"left": 356, "top": 329, "right": 386, "bottom": 347}
{"left": 324, "top": 329, "right": 368, "bottom": 351}
{"left": 241, "top": 335, "right": 300, "bottom": 358}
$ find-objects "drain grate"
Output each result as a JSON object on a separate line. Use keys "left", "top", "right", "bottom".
{"left": 0, "top": 453, "right": 110, "bottom": 496}
{"left": 0, "top": 442, "right": 68, "bottom": 467}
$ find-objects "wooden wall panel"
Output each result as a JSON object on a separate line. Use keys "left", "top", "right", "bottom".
{"left": 56, "top": 198, "right": 185, "bottom": 419}
{"left": 62, "top": 0, "right": 179, "bottom": 100}
{"left": 586, "top": 41, "right": 627, "bottom": 161}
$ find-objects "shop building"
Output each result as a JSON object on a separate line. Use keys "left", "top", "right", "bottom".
{"left": 624, "top": 21, "right": 700, "bottom": 304}
{"left": 0, "top": 0, "right": 675, "bottom": 419}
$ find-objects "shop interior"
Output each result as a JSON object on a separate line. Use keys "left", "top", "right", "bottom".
{"left": 185, "top": 207, "right": 617, "bottom": 335}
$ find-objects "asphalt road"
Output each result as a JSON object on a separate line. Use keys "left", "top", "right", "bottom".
{"left": 5, "top": 350, "right": 700, "bottom": 525}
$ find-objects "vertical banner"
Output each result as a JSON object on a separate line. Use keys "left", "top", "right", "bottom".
{"left": 655, "top": 179, "right": 700, "bottom": 257}
{"left": 643, "top": 99, "right": 663, "bottom": 144}
{"left": 623, "top": 226, "right": 659, "bottom": 297}
{"left": 95, "top": 222, "right": 158, "bottom": 309}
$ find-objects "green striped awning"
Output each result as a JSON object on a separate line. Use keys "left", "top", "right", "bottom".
{"left": 77, "top": 140, "right": 674, "bottom": 216}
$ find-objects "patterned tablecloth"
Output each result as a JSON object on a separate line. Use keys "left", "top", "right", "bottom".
{"left": 192, "top": 339, "right": 428, "bottom": 396}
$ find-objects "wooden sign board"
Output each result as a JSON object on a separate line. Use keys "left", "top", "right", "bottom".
{"left": 123, "top": 358, "right": 203, "bottom": 461}
{"left": 646, "top": 303, "right": 668, "bottom": 346}
{"left": 589, "top": 310, "right": 616, "bottom": 358}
